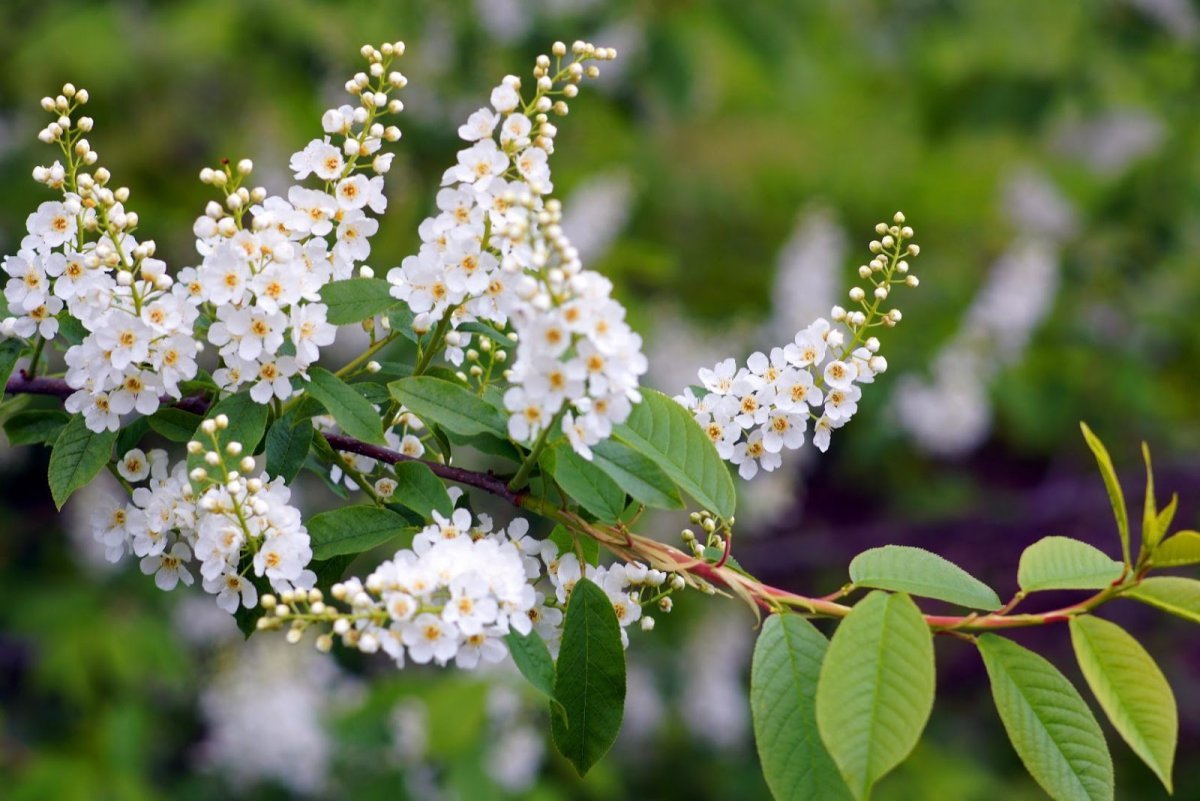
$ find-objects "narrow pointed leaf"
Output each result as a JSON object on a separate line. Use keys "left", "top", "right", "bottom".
{"left": 978, "top": 634, "right": 1113, "bottom": 801}
{"left": 1080, "top": 422, "right": 1130, "bottom": 565}
{"left": 48, "top": 414, "right": 118, "bottom": 509}
{"left": 542, "top": 445, "right": 627, "bottom": 523}
{"left": 307, "top": 505, "right": 412, "bottom": 560}
{"left": 1141, "top": 443, "right": 1161, "bottom": 553}
{"left": 1152, "top": 531, "right": 1200, "bottom": 567}
{"left": 614, "top": 388, "right": 735, "bottom": 520}
{"left": 1018, "top": 536, "right": 1123, "bottom": 593}
{"left": 816, "top": 591, "right": 935, "bottom": 800}
{"left": 752, "top": 614, "right": 852, "bottom": 801}
{"left": 388, "top": 376, "right": 508, "bottom": 439}
{"left": 849, "top": 545, "right": 1002, "bottom": 610}
{"left": 1124, "top": 577, "right": 1200, "bottom": 624}
{"left": 590, "top": 438, "right": 684, "bottom": 510}
{"left": 506, "top": 629, "right": 569, "bottom": 724}
{"left": 551, "top": 577, "right": 626, "bottom": 777}
{"left": 305, "top": 367, "right": 386, "bottom": 445}
{"left": 1069, "top": 616, "right": 1176, "bottom": 792}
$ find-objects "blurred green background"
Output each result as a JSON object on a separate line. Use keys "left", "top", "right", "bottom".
{"left": 2, "top": 0, "right": 1200, "bottom": 799}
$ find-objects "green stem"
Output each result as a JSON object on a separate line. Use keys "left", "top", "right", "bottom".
{"left": 25, "top": 335, "right": 46, "bottom": 378}
{"left": 334, "top": 332, "right": 397, "bottom": 380}
{"left": 413, "top": 314, "right": 453, "bottom": 376}
{"left": 508, "top": 407, "right": 566, "bottom": 492}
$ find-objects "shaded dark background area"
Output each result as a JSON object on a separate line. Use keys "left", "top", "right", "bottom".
{"left": 1, "top": 0, "right": 1199, "bottom": 798}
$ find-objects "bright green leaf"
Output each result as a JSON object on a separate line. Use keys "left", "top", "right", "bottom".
{"left": 389, "top": 376, "right": 508, "bottom": 439}
{"left": 305, "top": 367, "right": 386, "bottom": 445}
{"left": 1124, "top": 577, "right": 1200, "bottom": 624}
{"left": 614, "top": 388, "right": 735, "bottom": 520}
{"left": 186, "top": 393, "right": 269, "bottom": 491}
{"left": 1140, "top": 443, "right": 1161, "bottom": 554}
{"left": 1069, "top": 616, "right": 1176, "bottom": 792}
{"left": 542, "top": 445, "right": 627, "bottom": 522}
{"left": 264, "top": 414, "right": 314, "bottom": 483}
{"left": 550, "top": 523, "right": 600, "bottom": 566}
{"left": 1151, "top": 531, "right": 1200, "bottom": 567}
{"left": 590, "top": 438, "right": 684, "bottom": 510}
{"left": 977, "top": 633, "right": 1114, "bottom": 801}
{"left": 505, "top": 629, "right": 558, "bottom": 705}
{"left": 318, "top": 278, "right": 398, "bottom": 324}
{"left": 551, "top": 577, "right": 626, "bottom": 777}
{"left": 1080, "top": 422, "right": 1130, "bottom": 565}
{"left": 816, "top": 591, "right": 935, "bottom": 800}
{"left": 849, "top": 545, "right": 1002, "bottom": 611}
{"left": 752, "top": 614, "right": 852, "bottom": 801}
{"left": 48, "top": 415, "right": 118, "bottom": 509}
{"left": 1017, "top": 536, "right": 1123, "bottom": 593}
{"left": 390, "top": 461, "right": 453, "bottom": 521}
{"left": 307, "top": 505, "right": 413, "bottom": 560}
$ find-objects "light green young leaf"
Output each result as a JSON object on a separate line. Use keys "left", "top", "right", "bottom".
{"left": 186, "top": 392, "right": 269, "bottom": 491}
{"left": 307, "top": 505, "right": 413, "bottom": 560}
{"left": 590, "top": 438, "right": 684, "bottom": 510}
{"left": 977, "top": 633, "right": 1114, "bottom": 801}
{"left": 1124, "top": 577, "right": 1200, "bottom": 624}
{"left": 752, "top": 614, "right": 851, "bottom": 801}
{"left": 541, "top": 445, "right": 627, "bottom": 523}
{"left": 1151, "top": 531, "right": 1200, "bottom": 568}
{"left": 849, "top": 545, "right": 1002, "bottom": 611}
{"left": 1069, "top": 616, "right": 1176, "bottom": 792}
{"left": 1140, "top": 443, "right": 1161, "bottom": 555}
{"left": 48, "top": 414, "right": 118, "bottom": 509}
{"left": 1017, "top": 536, "right": 1123, "bottom": 593}
{"left": 614, "top": 388, "right": 736, "bottom": 520}
{"left": 305, "top": 367, "right": 386, "bottom": 445}
{"left": 390, "top": 461, "right": 453, "bottom": 521}
{"left": 551, "top": 577, "right": 626, "bottom": 777}
{"left": 816, "top": 591, "right": 935, "bottom": 800}
{"left": 318, "top": 278, "right": 399, "bottom": 324}
{"left": 1080, "top": 422, "right": 1130, "bottom": 565}
{"left": 388, "top": 376, "right": 508, "bottom": 439}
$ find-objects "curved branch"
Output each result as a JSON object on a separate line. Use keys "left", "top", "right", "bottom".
{"left": 3, "top": 372, "right": 1137, "bottom": 634}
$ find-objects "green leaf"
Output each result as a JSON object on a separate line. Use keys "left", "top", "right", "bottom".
{"left": 590, "top": 439, "right": 684, "bottom": 510}
{"left": 1140, "top": 443, "right": 1161, "bottom": 555}
{"left": 849, "top": 545, "right": 1002, "bottom": 611}
{"left": 550, "top": 523, "right": 600, "bottom": 566}
{"left": 1124, "top": 577, "right": 1200, "bottom": 624}
{"left": 3, "top": 409, "right": 68, "bottom": 446}
{"left": 318, "top": 278, "right": 398, "bottom": 324}
{"left": 505, "top": 629, "right": 559, "bottom": 707}
{"left": 541, "top": 445, "right": 627, "bottom": 523}
{"left": 1151, "top": 531, "right": 1200, "bottom": 567}
{"left": 614, "top": 388, "right": 736, "bottom": 520}
{"left": 390, "top": 461, "right": 453, "bottom": 521}
{"left": 48, "top": 415, "right": 119, "bottom": 509}
{"left": 977, "top": 633, "right": 1114, "bottom": 801}
{"left": 1069, "top": 616, "right": 1176, "bottom": 792}
{"left": 1080, "top": 422, "right": 1130, "bottom": 565}
{"left": 146, "top": 408, "right": 203, "bottom": 442}
{"left": 186, "top": 393, "right": 269, "bottom": 491}
{"left": 115, "top": 416, "right": 150, "bottom": 455}
{"left": 816, "top": 591, "right": 935, "bottom": 800}
{"left": 307, "top": 505, "right": 413, "bottom": 560}
{"left": 305, "top": 367, "right": 385, "bottom": 445}
{"left": 264, "top": 414, "right": 314, "bottom": 483}
{"left": 1155, "top": 494, "right": 1179, "bottom": 542}
{"left": 1017, "top": 536, "right": 1123, "bottom": 593}
{"left": 0, "top": 338, "right": 26, "bottom": 389}
{"left": 551, "top": 577, "right": 626, "bottom": 777}
{"left": 752, "top": 614, "right": 852, "bottom": 801}
{"left": 389, "top": 376, "right": 508, "bottom": 439}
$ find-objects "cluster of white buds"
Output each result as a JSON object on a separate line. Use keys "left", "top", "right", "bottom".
{"left": 678, "top": 215, "right": 919, "bottom": 477}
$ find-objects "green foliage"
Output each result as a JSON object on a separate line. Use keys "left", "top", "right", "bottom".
{"left": 3, "top": 409, "right": 68, "bottom": 446}
{"left": 0, "top": 338, "right": 26, "bottom": 388}
{"left": 305, "top": 367, "right": 386, "bottom": 446}
{"left": 185, "top": 392, "right": 269, "bottom": 491}
{"left": 1124, "top": 577, "right": 1200, "bottom": 624}
{"left": 388, "top": 376, "right": 508, "bottom": 438}
{"left": 1151, "top": 531, "right": 1200, "bottom": 567}
{"left": 1017, "top": 536, "right": 1123, "bottom": 593}
{"left": 613, "top": 388, "right": 736, "bottom": 520}
{"left": 589, "top": 439, "right": 684, "bottom": 510}
{"left": 541, "top": 445, "right": 627, "bottom": 522}
{"left": 264, "top": 413, "right": 314, "bottom": 483}
{"left": 1079, "top": 423, "right": 1130, "bottom": 565}
{"left": 318, "top": 278, "right": 399, "bottom": 324}
{"left": 306, "top": 505, "right": 413, "bottom": 560}
{"left": 389, "top": 461, "right": 453, "bottom": 521}
{"left": 816, "top": 592, "right": 935, "bottom": 800}
{"left": 48, "top": 414, "right": 117, "bottom": 509}
{"left": 551, "top": 577, "right": 626, "bottom": 777}
{"left": 1069, "top": 616, "right": 1177, "bottom": 792}
{"left": 848, "top": 545, "right": 1002, "bottom": 611}
{"left": 146, "top": 408, "right": 203, "bottom": 442}
{"left": 751, "top": 614, "right": 851, "bottom": 801}
{"left": 505, "top": 629, "right": 561, "bottom": 719}
{"left": 977, "top": 633, "right": 1113, "bottom": 801}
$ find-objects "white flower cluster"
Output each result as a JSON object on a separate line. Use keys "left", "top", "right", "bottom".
{"left": 386, "top": 41, "right": 646, "bottom": 459}
{"left": 678, "top": 215, "right": 920, "bottom": 478}
{"left": 188, "top": 43, "right": 407, "bottom": 404}
{"left": 91, "top": 416, "right": 314, "bottom": 613}
{"left": 269, "top": 508, "right": 673, "bottom": 668}
{"left": 0, "top": 84, "right": 204, "bottom": 432}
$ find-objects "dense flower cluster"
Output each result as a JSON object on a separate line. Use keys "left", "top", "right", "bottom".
{"left": 678, "top": 215, "right": 919, "bottom": 477}
{"left": 267, "top": 509, "right": 672, "bottom": 666}
{"left": 91, "top": 417, "right": 314, "bottom": 612}
{"left": 387, "top": 41, "right": 646, "bottom": 459}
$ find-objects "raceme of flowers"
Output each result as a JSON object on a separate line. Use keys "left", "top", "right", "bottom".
{"left": 386, "top": 42, "right": 647, "bottom": 460}
{"left": 93, "top": 416, "right": 314, "bottom": 613}
{"left": 678, "top": 215, "right": 920, "bottom": 478}
{"left": 262, "top": 509, "right": 674, "bottom": 669}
